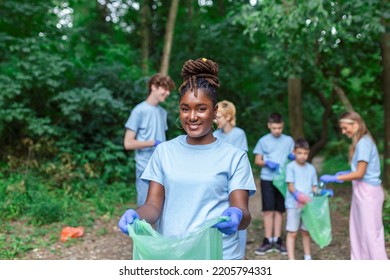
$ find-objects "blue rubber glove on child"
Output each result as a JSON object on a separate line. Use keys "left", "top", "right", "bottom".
{"left": 319, "top": 189, "right": 334, "bottom": 197}
{"left": 292, "top": 190, "right": 312, "bottom": 205}
{"left": 118, "top": 209, "right": 140, "bottom": 234}
{"left": 265, "top": 160, "right": 279, "bottom": 171}
{"left": 288, "top": 153, "right": 295, "bottom": 160}
{"left": 214, "top": 207, "right": 243, "bottom": 235}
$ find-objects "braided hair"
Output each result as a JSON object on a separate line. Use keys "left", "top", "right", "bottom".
{"left": 179, "top": 58, "right": 220, "bottom": 106}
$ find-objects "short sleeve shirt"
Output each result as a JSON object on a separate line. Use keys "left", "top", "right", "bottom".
{"left": 253, "top": 133, "right": 294, "bottom": 180}
{"left": 351, "top": 135, "right": 381, "bottom": 186}
{"left": 213, "top": 127, "right": 248, "bottom": 152}
{"left": 285, "top": 161, "right": 318, "bottom": 209}
{"left": 125, "top": 101, "right": 167, "bottom": 170}
{"left": 141, "top": 135, "right": 256, "bottom": 260}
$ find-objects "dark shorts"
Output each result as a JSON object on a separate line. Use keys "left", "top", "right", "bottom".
{"left": 260, "top": 179, "right": 286, "bottom": 213}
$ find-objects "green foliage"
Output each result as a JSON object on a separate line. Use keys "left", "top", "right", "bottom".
{"left": 0, "top": 0, "right": 389, "bottom": 258}
{"left": 384, "top": 190, "right": 390, "bottom": 242}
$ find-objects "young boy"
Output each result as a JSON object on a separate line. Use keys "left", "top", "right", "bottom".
{"left": 124, "top": 73, "right": 175, "bottom": 206}
{"left": 285, "top": 138, "right": 333, "bottom": 260}
{"left": 253, "top": 112, "right": 294, "bottom": 255}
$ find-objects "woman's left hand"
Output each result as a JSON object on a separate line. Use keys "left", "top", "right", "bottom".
{"left": 213, "top": 207, "right": 243, "bottom": 235}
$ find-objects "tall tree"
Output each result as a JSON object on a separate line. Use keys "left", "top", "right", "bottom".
{"left": 382, "top": 20, "right": 390, "bottom": 190}
{"left": 140, "top": 0, "right": 152, "bottom": 75}
{"left": 160, "top": 0, "right": 179, "bottom": 75}
{"left": 282, "top": 1, "right": 305, "bottom": 140}
{"left": 237, "top": 0, "right": 386, "bottom": 159}
{"left": 288, "top": 77, "right": 304, "bottom": 139}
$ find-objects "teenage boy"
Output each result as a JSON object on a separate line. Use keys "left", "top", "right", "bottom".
{"left": 124, "top": 73, "right": 175, "bottom": 206}
{"left": 253, "top": 112, "right": 294, "bottom": 255}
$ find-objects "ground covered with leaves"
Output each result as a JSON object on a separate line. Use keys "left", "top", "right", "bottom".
{"left": 18, "top": 177, "right": 389, "bottom": 260}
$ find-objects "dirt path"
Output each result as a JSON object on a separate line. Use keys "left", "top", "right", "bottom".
{"left": 21, "top": 157, "right": 390, "bottom": 260}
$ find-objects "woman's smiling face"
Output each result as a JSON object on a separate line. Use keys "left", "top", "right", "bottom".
{"left": 179, "top": 89, "right": 217, "bottom": 145}
{"left": 339, "top": 121, "right": 358, "bottom": 138}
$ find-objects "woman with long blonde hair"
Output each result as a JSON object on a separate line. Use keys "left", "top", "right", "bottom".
{"left": 320, "top": 111, "right": 388, "bottom": 260}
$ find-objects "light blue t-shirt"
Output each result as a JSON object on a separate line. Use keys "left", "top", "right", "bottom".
{"left": 213, "top": 127, "right": 248, "bottom": 152}
{"left": 351, "top": 135, "right": 381, "bottom": 186}
{"left": 253, "top": 133, "right": 294, "bottom": 180}
{"left": 141, "top": 135, "right": 256, "bottom": 260}
{"left": 285, "top": 161, "right": 318, "bottom": 209}
{"left": 125, "top": 101, "right": 168, "bottom": 170}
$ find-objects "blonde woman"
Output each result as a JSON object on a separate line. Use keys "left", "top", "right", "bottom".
{"left": 320, "top": 111, "right": 388, "bottom": 260}
{"left": 213, "top": 100, "right": 248, "bottom": 152}
{"left": 213, "top": 100, "right": 249, "bottom": 258}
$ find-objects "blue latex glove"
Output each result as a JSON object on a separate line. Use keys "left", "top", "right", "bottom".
{"left": 335, "top": 170, "right": 351, "bottom": 176}
{"left": 320, "top": 174, "right": 343, "bottom": 183}
{"left": 319, "top": 189, "right": 334, "bottom": 197}
{"left": 288, "top": 153, "right": 295, "bottom": 160}
{"left": 154, "top": 140, "right": 162, "bottom": 147}
{"left": 292, "top": 190, "right": 311, "bottom": 204}
{"left": 213, "top": 207, "right": 243, "bottom": 235}
{"left": 118, "top": 209, "right": 140, "bottom": 234}
{"left": 265, "top": 160, "right": 279, "bottom": 171}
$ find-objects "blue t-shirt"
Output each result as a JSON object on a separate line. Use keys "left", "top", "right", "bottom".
{"left": 125, "top": 101, "right": 168, "bottom": 170}
{"left": 141, "top": 135, "right": 256, "bottom": 260}
{"left": 253, "top": 133, "right": 294, "bottom": 180}
{"left": 351, "top": 135, "right": 381, "bottom": 186}
{"left": 213, "top": 127, "right": 248, "bottom": 152}
{"left": 285, "top": 161, "right": 318, "bottom": 209}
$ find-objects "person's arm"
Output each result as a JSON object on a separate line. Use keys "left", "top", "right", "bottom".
{"left": 254, "top": 154, "right": 265, "bottom": 168}
{"left": 288, "top": 182, "right": 295, "bottom": 194}
{"left": 336, "top": 161, "right": 367, "bottom": 182}
{"left": 136, "top": 181, "right": 165, "bottom": 224}
{"left": 229, "top": 189, "right": 250, "bottom": 230}
{"left": 254, "top": 154, "right": 279, "bottom": 170}
{"left": 288, "top": 182, "right": 311, "bottom": 204}
{"left": 124, "top": 129, "right": 156, "bottom": 150}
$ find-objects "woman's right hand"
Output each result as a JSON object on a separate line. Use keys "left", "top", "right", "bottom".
{"left": 118, "top": 209, "right": 140, "bottom": 234}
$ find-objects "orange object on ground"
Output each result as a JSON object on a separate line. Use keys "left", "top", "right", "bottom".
{"left": 60, "top": 226, "right": 84, "bottom": 242}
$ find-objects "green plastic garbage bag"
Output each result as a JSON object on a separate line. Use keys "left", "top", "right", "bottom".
{"left": 128, "top": 217, "right": 226, "bottom": 260}
{"left": 301, "top": 196, "right": 332, "bottom": 249}
{"left": 273, "top": 167, "right": 287, "bottom": 198}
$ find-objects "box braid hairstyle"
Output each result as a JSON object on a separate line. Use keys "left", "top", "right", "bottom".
{"left": 178, "top": 58, "right": 220, "bottom": 106}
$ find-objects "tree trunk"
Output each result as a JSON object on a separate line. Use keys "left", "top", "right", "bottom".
{"left": 159, "top": 0, "right": 180, "bottom": 75}
{"left": 382, "top": 31, "right": 390, "bottom": 191}
{"left": 288, "top": 77, "right": 304, "bottom": 139}
{"left": 309, "top": 90, "right": 335, "bottom": 162}
{"left": 217, "top": 0, "right": 226, "bottom": 16}
{"left": 333, "top": 83, "right": 354, "bottom": 112}
{"left": 140, "top": 1, "right": 151, "bottom": 76}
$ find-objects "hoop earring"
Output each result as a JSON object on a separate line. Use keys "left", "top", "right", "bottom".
{"left": 176, "top": 117, "right": 183, "bottom": 129}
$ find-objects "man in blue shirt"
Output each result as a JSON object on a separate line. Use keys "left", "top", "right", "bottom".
{"left": 124, "top": 73, "right": 175, "bottom": 206}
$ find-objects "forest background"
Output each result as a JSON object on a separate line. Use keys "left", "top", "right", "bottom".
{"left": 0, "top": 0, "right": 389, "bottom": 259}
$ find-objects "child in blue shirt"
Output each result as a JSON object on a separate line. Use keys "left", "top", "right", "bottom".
{"left": 285, "top": 138, "right": 333, "bottom": 260}
{"left": 253, "top": 112, "right": 294, "bottom": 255}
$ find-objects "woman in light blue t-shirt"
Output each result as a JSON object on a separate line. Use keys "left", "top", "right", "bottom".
{"left": 320, "top": 111, "right": 388, "bottom": 260}
{"left": 213, "top": 100, "right": 249, "bottom": 259}
{"left": 118, "top": 58, "right": 256, "bottom": 260}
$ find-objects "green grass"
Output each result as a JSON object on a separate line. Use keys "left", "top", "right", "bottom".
{"left": 0, "top": 166, "right": 136, "bottom": 259}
